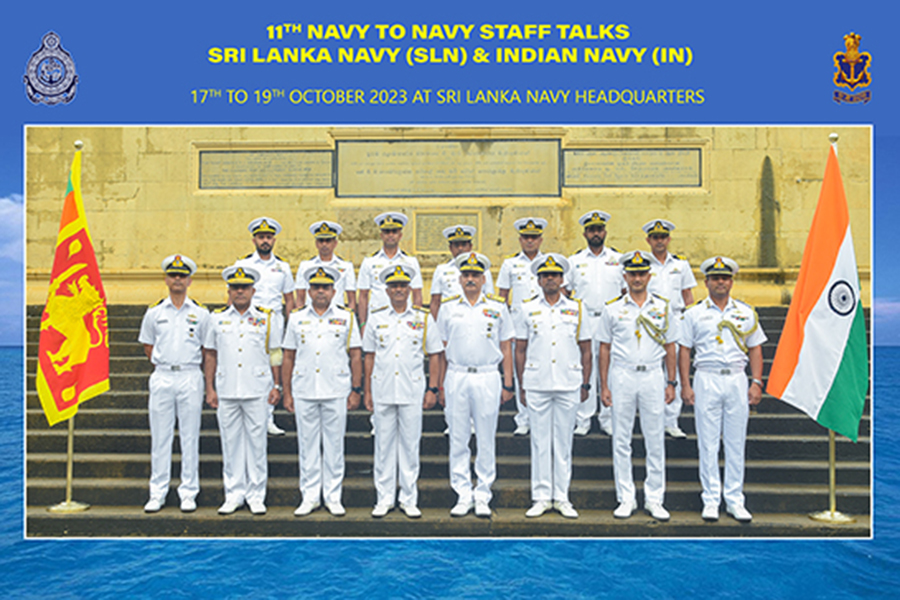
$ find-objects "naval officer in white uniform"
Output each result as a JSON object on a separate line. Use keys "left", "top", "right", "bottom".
{"left": 139, "top": 254, "right": 210, "bottom": 513}
{"left": 295, "top": 220, "right": 357, "bottom": 312}
{"left": 642, "top": 218, "right": 697, "bottom": 439}
{"left": 497, "top": 217, "right": 548, "bottom": 436}
{"left": 514, "top": 253, "right": 592, "bottom": 519}
{"left": 597, "top": 250, "right": 678, "bottom": 521}
{"left": 679, "top": 256, "right": 766, "bottom": 522}
{"left": 565, "top": 210, "right": 625, "bottom": 437}
{"left": 357, "top": 212, "right": 423, "bottom": 328}
{"left": 429, "top": 224, "right": 495, "bottom": 436}
{"left": 362, "top": 264, "right": 443, "bottom": 518}
{"left": 233, "top": 216, "right": 295, "bottom": 436}
{"left": 437, "top": 252, "right": 515, "bottom": 518}
{"left": 204, "top": 266, "right": 284, "bottom": 516}
{"left": 283, "top": 265, "right": 363, "bottom": 517}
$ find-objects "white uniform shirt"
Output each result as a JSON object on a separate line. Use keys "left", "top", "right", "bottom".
{"left": 357, "top": 249, "right": 423, "bottom": 311}
{"left": 204, "top": 305, "right": 284, "bottom": 398}
{"left": 565, "top": 247, "right": 625, "bottom": 314}
{"left": 362, "top": 305, "right": 442, "bottom": 404}
{"left": 294, "top": 254, "right": 357, "bottom": 307}
{"left": 282, "top": 304, "right": 362, "bottom": 399}
{"left": 648, "top": 252, "right": 697, "bottom": 313}
{"left": 431, "top": 259, "right": 494, "bottom": 299}
{"left": 679, "top": 297, "right": 767, "bottom": 370}
{"left": 138, "top": 297, "right": 210, "bottom": 367}
{"left": 233, "top": 251, "right": 295, "bottom": 311}
{"left": 437, "top": 294, "right": 514, "bottom": 367}
{"left": 497, "top": 251, "right": 545, "bottom": 310}
{"left": 514, "top": 294, "right": 590, "bottom": 391}
{"left": 596, "top": 293, "right": 678, "bottom": 366}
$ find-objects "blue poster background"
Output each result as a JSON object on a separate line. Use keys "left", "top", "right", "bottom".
{"left": 3, "top": 1, "right": 898, "bottom": 596}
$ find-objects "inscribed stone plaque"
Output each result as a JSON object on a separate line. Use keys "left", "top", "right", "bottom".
{"left": 337, "top": 140, "right": 560, "bottom": 197}
{"left": 199, "top": 150, "right": 332, "bottom": 189}
{"left": 415, "top": 213, "right": 480, "bottom": 253}
{"left": 564, "top": 149, "right": 701, "bottom": 187}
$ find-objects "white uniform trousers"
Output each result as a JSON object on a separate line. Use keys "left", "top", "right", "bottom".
{"left": 148, "top": 367, "right": 204, "bottom": 503}
{"left": 217, "top": 395, "right": 268, "bottom": 504}
{"left": 511, "top": 339, "right": 528, "bottom": 429}
{"left": 693, "top": 369, "right": 749, "bottom": 508}
{"left": 664, "top": 368, "right": 684, "bottom": 430}
{"left": 610, "top": 364, "right": 666, "bottom": 505}
{"left": 575, "top": 328, "right": 596, "bottom": 427}
{"left": 373, "top": 402, "right": 422, "bottom": 507}
{"left": 294, "top": 396, "right": 347, "bottom": 505}
{"left": 445, "top": 366, "right": 501, "bottom": 504}
{"left": 526, "top": 389, "right": 579, "bottom": 502}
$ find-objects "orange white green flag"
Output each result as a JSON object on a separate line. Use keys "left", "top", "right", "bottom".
{"left": 36, "top": 148, "right": 110, "bottom": 426}
{"left": 766, "top": 143, "right": 868, "bottom": 441}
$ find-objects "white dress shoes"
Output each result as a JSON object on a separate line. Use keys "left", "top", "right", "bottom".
{"left": 371, "top": 503, "right": 393, "bottom": 518}
{"left": 574, "top": 423, "right": 591, "bottom": 436}
{"left": 294, "top": 499, "right": 321, "bottom": 516}
{"left": 325, "top": 502, "right": 346, "bottom": 517}
{"left": 474, "top": 501, "right": 492, "bottom": 518}
{"left": 525, "top": 500, "right": 552, "bottom": 518}
{"left": 613, "top": 499, "right": 637, "bottom": 519}
{"left": 400, "top": 503, "right": 422, "bottom": 518}
{"left": 143, "top": 498, "right": 163, "bottom": 513}
{"left": 702, "top": 504, "right": 720, "bottom": 521}
{"left": 665, "top": 426, "right": 687, "bottom": 439}
{"left": 218, "top": 499, "right": 243, "bottom": 515}
{"left": 554, "top": 500, "right": 579, "bottom": 519}
{"left": 513, "top": 424, "right": 530, "bottom": 436}
{"left": 248, "top": 500, "right": 267, "bottom": 515}
{"left": 267, "top": 420, "right": 286, "bottom": 436}
{"left": 450, "top": 499, "right": 474, "bottom": 517}
{"left": 645, "top": 502, "right": 671, "bottom": 521}
{"left": 179, "top": 498, "right": 197, "bottom": 513}
{"left": 727, "top": 504, "right": 753, "bottom": 522}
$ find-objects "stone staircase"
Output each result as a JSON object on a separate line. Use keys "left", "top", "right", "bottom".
{"left": 25, "top": 305, "right": 871, "bottom": 537}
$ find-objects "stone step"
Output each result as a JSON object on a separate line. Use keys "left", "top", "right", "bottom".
{"left": 25, "top": 507, "right": 870, "bottom": 538}
{"left": 26, "top": 452, "right": 871, "bottom": 486}
{"left": 26, "top": 428, "right": 871, "bottom": 461}
{"left": 25, "top": 476, "right": 871, "bottom": 515}
{"left": 24, "top": 408, "right": 872, "bottom": 438}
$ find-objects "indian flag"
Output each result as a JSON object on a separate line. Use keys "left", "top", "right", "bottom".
{"left": 767, "top": 143, "right": 868, "bottom": 442}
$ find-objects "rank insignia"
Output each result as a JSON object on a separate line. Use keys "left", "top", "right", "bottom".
{"left": 24, "top": 32, "right": 78, "bottom": 105}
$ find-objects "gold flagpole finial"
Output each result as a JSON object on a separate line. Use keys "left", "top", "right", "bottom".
{"left": 74, "top": 140, "right": 83, "bottom": 150}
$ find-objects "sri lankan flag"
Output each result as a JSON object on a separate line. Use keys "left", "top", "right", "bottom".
{"left": 36, "top": 148, "right": 109, "bottom": 426}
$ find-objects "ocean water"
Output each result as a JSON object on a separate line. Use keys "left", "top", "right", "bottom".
{"left": 3, "top": 345, "right": 898, "bottom": 598}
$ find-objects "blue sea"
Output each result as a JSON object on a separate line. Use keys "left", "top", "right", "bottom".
{"left": 3, "top": 345, "right": 898, "bottom": 598}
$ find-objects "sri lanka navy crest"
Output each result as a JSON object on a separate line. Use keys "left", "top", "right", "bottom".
{"left": 833, "top": 32, "right": 872, "bottom": 105}
{"left": 24, "top": 32, "right": 78, "bottom": 105}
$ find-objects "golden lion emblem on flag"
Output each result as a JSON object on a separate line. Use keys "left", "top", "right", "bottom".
{"left": 41, "top": 269, "right": 108, "bottom": 375}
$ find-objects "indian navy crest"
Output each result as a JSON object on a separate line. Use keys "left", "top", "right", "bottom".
{"left": 833, "top": 32, "right": 872, "bottom": 105}
{"left": 24, "top": 32, "right": 78, "bottom": 105}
